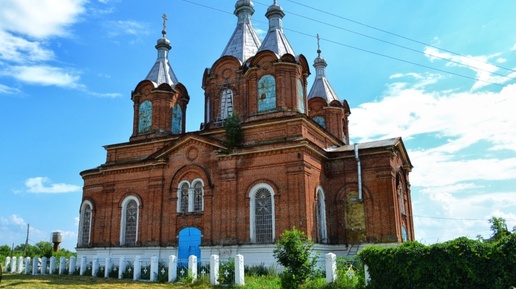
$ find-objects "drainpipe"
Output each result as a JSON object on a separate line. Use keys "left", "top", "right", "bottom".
{"left": 354, "top": 143, "right": 363, "bottom": 202}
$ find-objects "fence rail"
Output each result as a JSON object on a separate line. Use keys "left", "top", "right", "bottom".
{"left": 3, "top": 253, "right": 368, "bottom": 286}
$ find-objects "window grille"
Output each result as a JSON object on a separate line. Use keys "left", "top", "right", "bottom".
{"left": 193, "top": 181, "right": 203, "bottom": 212}
{"left": 80, "top": 205, "right": 92, "bottom": 246}
{"left": 255, "top": 188, "right": 273, "bottom": 243}
{"left": 124, "top": 200, "right": 138, "bottom": 245}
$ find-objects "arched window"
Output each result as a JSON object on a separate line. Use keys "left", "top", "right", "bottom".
{"left": 206, "top": 97, "right": 211, "bottom": 123}
{"left": 78, "top": 201, "right": 93, "bottom": 246}
{"left": 258, "top": 75, "right": 276, "bottom": 112}
{"left": 313, "top": 116, "right": 326, "bottom": 128}
{"left": 171, "top": 104, "right": 183, "bottom": 134}
{"left": 138, "top": 100, "right": 152, "bottom": 133}
{"left": 120, "top": 197, "right": 139, "bottom": 246}
{"left": 178, "top": 181, "right": 190, "bottom": 213}
{"left": 316, "top": 188, "right": 328, "bottom": 243}
{"left": 397, "top": 173, "right": 406, "bottom": 215}
{"left": 250, "top": 184, "right": 275, "bottom": 243}
{"left": 193, "top": 180, "right": 204, "bottom": 212}
{"left": 220, "top": 89, "right": 234, "bottom": 121}
{"left": 297, "top": 79, "right": 305, "bottom": 113}
{"left": 177, "top": 179, "right": 204, "bottom": 213}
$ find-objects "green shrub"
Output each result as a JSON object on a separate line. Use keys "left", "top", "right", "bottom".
{"left": 218, "top": 258, "right": 235, "bottom": 285}
{"left": 274, "top": 227, "right": 317, "bottom": 289}
{"left": 359, "top": 235, "right": 516, "bottom": 289}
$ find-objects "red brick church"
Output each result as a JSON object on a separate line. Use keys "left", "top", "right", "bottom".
{"left": 77, "top": 0, "right": 414, "bottom": 264}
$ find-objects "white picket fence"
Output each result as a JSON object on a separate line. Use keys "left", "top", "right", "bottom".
{"left": 3, "top": 253, "right": 370, "bottom": 286}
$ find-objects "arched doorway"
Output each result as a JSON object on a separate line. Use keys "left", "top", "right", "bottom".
{"left": 178, "top": 227, "right": 202, "bottom": 265}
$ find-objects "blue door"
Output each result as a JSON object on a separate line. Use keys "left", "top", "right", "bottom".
{"left": 178, "top": 227, "right": 201, "bottom": 265}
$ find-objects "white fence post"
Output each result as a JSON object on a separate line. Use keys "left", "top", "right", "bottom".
{"left": 79, "top": 256, "right": 87, "bottom": 276}
{"left": 17, "top": 257, "right": 23, "bottom": 273}
{"left": 235, "top": 254, "right": 245, "bottom": 286}
{"left": 168, "top": 255, "right": 177, "bottom": 282}
{"left": 32, "top": 257, "right": 38, "bottom": 275}
{"left": 210, "top": 254, "right": 219, "bottom": 285}
{"left": 59, "top": 257, "right": 66, "bottom": 275}
{"left": 4, "top": 257, "right": 10, "bottom": 272}
{"left": 364, "top": 264, "right": 371, "bottom": 286}
{"left": 49, "top": 256, "right": 56, "bottom": 274}
{"left": 10, "top": 257, "right": 16, "bottom": 274}
{"left": 150, "top": 256, "right": 158, "bottom": 282}
{"left": 104, "top": 256, "right": 111, "bottom": 278}
{"left": 92, "top": 256, "right": 99, "bottom": 277}
{"left": 118, "top": 256, "right": 125, "bottom": 279}
{"left": 69, "top": 256, "right": 76, "bottom": 275}
{"left": 325, "top": 253, "right": 337, "bottom": 284}
{"left": 41, "top": 257, "right": 48, "bottom": 275}
{"left": 188, "top": 255, "right": 197, "bottom": 281}
{"left": 133, "top": 255, "right": 141, "bottom": 280}
{"left": 24, "top": 257, "right": 31, "bottom": 274}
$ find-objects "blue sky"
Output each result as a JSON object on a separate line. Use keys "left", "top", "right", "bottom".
{"left": 0, "top": 0, "right": 514, "bottom": 251}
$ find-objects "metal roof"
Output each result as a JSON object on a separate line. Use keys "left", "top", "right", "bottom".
{"left": 308, "top": 46, "right": 339, "bottom": 103}
{"left": 145, "top": 34, "right": 179, "bottom": 87}
{"left": 258, "top": 1, "right": 295, "bottom": 56}
{"left": 221, "top": 0, "right": 262, "bottom": 63}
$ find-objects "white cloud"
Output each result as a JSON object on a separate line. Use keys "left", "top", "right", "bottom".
{"left": 0, "top": 84, "right": 22, "bottom": 95}
{"left": 0, "top": 30, "right": 54, "bottom": 63}
{"left": 2, "top": 65, "right": 82, "bottom": 88}
{"left": 352, "top": 71, "right": 516, "bottom": 243}
{"left": 25, "top": 177, "right": 81, "bottom": 194}
{"left": 423, "top": 46, "right": 516, "bottom": 90}
{"left": 104, "top": 20, "right": 149, "bottom": 37}
{"left": 0, "top": 0, "right": 87, "bottom": 39}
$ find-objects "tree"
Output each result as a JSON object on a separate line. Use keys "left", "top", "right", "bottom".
{"left": 34, "top": 241, "right": 53, "bottom": 258}
{"left": 223, "top": 112, "right": 243, "bottom": 153}
{"left": 488, "top": 216, "right": 511, "bottom": 242}
{"left": 273, "top": 227, "right": 317, "bottom": 289}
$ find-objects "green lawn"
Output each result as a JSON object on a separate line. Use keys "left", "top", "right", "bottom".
{"left": 0, "top": 273, "right": 281, "bottom": 289}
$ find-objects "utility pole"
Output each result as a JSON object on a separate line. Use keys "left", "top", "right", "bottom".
{"left": 24, "top": 224, "right": 29, "bottom": 256}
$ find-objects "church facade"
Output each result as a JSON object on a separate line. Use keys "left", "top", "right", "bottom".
{"left": 77, "top": 0, "right": 414, "bottom": 265}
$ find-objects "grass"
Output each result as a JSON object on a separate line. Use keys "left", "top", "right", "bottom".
{"left": 0, "top": 273, "right": 282, "bottom": 289}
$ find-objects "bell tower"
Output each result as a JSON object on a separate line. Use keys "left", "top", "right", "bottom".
{"left": 308, "top": 35, "right": 350, "bottom": 144}
{"left": 130, "top": 14, "right": 189, "bottom": 141}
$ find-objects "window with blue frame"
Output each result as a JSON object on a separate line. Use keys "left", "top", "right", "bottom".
{"left": 258, "top": 75, "right": 276, "bottom": 112}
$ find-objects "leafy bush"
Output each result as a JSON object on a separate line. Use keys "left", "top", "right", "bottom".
{"left": 218, "top": 258, "right": 235, "bottom": 285}
{"left": 274, "top": 227, "right": 317, "bottom": 289}
{"left": 360, "top": 235, "right": 516, "bottom": 289}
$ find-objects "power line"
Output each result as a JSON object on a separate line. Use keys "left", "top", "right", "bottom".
{"left": 179, "top": 0, "right": 514, "bottom": 87}
{"left": 276, "top": 6, "right": 516, "bottom": 81}
{"left": 284, "top": 0, "right": 516, "bottom": 74}
{"left": 413, "top": 215, "right": 516, "bottom": 221}
{"left": 286, "top": 30, "right": 508, "bottom": 88}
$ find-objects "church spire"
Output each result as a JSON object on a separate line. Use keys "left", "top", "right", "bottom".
{"left": 308, "top": 34, "right": 339, "bottom": 103}
{"left": 145, "top": 13, "right": 179, "bottom": 86}
{"left": 258, "top": 0, "right": 295, "bottom": 56}
{"left": 221, "top": 0, "right": 262, "bottom": 63}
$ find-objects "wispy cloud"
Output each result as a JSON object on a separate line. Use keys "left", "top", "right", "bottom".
{"left": 2, "top": 65, "right": 83, "bottom": 88}
{"left": 0, "top": 84, "right": 22, "bottom": 95}
{"left": 104, "top": 20, "right": 149, "bottom": 38}
{"left": 423, "top": 47, "right": 516, "bottom": 90}
{"left": 24, "top": 177, "right": 81, "bottom": 194}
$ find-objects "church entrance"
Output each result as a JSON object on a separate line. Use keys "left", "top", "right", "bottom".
{"left": 178, "top": 227, "right": 201, "bottom": 266}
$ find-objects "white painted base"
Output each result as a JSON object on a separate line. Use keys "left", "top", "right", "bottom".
{"left": 76, "top": 243, "right": 399, "bottom": 270}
